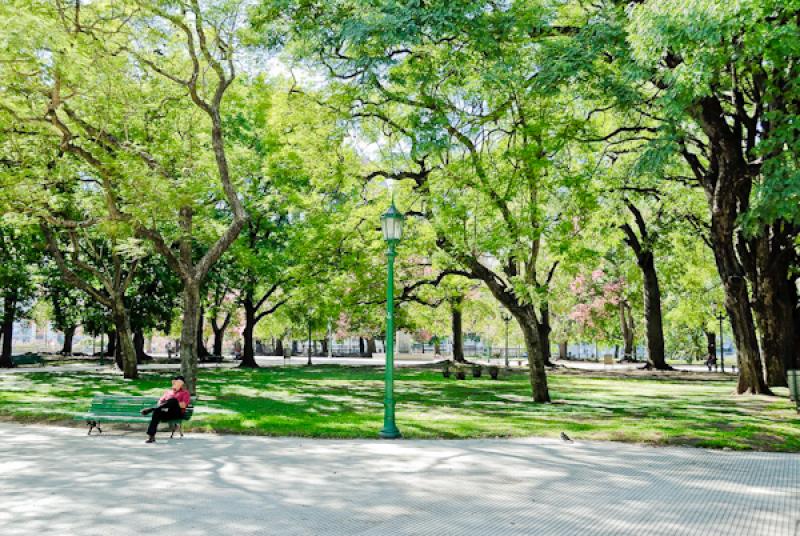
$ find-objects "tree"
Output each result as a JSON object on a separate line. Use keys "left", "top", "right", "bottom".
{"left": 41, "top": 263, "right": 85, "bottom": 355}
{"left": 618, "top": 200, "right": 670, "bottom": 370}
{"left": 42, "top": 227, "right": 141, "bottom": 378}
{"left": 127, "top": 255, "right": 182, "bottom": 363}
{"left": 0, "top": 0, "right": 253, "bottom": 392}
{"left": 0, "top": 225, "right": 38, "bottom": 366}
{"left": 576, "top": 1, "right": 800, "bottom": 391}
{"left": 258, "top": 1, "right": 598, "bottom": 402}
{"left": 204, "top": 262, "right": 238, "bottom": 357}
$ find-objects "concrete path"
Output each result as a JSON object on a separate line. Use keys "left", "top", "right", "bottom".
{"left": 0, "top": 423, "right": 797, "bottom": 535}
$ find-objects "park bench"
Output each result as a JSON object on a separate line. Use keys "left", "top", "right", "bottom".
{"left": 76, "top": 395, "right": 194, "bottom": 437}
{"left": 201, "top": 355, "right": 225, "bottom": 363}
{"left": 11, "top": 354, "right": 45, "bottom": 367}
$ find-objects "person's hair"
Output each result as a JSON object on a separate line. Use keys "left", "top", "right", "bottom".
{"left": 173, "top": 375, "right": 185, "bottom": 383}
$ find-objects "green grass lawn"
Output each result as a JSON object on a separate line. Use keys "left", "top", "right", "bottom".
{"left": 0, "top": 365, "right": 797, "bottom": 451}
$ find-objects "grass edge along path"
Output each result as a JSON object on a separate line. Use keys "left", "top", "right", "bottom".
{"left": 0, "top": 365, "right": 797, "bottom": 451}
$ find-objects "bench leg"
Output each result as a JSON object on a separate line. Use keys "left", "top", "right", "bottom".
{"left": 87, "top": 421, "right": 102, "bottom": 435}
{"left": 169, "top": 423, "right": 176, "bottom": 439}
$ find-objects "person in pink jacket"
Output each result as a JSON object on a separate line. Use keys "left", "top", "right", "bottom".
{"left": 141, "top": 375, "right": 191, "bottom": 443}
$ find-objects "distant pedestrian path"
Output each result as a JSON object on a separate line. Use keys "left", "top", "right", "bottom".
{"left": 0, "top": 423, "right": 796, "bottom": 535}
{"left": 0, "top": 355, "right": 733, "bottom": 376}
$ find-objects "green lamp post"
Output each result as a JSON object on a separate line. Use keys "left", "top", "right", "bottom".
{"left": 715, "top": 303, "right": 726, "bottom": 373}
{"left": 500, "top": 307, "right": 512, "bottom": 368}
{"left": 379, "top": 200, "right": 404, "bottom": 439}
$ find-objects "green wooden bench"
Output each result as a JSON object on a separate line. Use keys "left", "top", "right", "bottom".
{"left": 11, "top": 354, "right": 45, "bottom": 367}
{"left": 200, "top": 355, "right": 224, "bottom": 363}
{"left": 76, "top": 395, "right": 194, "bottom": 437}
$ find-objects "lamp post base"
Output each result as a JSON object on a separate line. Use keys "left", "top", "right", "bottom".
{"left": 379, "top": 425, "right": 402, "bottom": 439}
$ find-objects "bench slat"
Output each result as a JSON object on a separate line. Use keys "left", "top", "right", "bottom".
{"left": 77, "top": 395, "right": 194, "bottom": 425}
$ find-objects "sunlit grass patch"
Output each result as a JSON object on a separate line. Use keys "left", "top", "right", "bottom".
{"left": 0, "top": 365, "right": 797, "bottom": 450}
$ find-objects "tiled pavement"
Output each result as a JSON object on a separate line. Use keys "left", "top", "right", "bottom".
{"left": 0, "top": 423, "right": 797, "bottom": 535}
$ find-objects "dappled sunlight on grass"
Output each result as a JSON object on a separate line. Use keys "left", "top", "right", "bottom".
{"left": 0, "top": 365, "right": 798, "bottom": 450}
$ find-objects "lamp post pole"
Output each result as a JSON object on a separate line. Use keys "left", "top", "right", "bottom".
{"left": 380, "top": 239, "right": 401, "bottom": 439}
{"left": 500, "top": 309, "right": 512, "bottom": 368}
{"left": 379, "top": 200, "right": 403, "bottom": 439}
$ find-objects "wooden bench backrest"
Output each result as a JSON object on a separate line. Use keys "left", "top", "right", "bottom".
{"left": 90, "top": 395, "right": 194, "bottom": 419}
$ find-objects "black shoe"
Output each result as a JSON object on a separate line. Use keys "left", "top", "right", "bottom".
{"left": 141, "top": 408, "right": 155, "bottom": 415}
{"left": 145, "top": 436, "right": 156, "bottom": 443}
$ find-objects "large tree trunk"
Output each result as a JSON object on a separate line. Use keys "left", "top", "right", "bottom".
{"left": 641, "top": 261, "right": 670, "bottom": 370}
{"left": 0, "top": 291, "right": 17, "bottom": 367}
{"left": 451, "top": 297, "right": 465, "bottom": 363}
{"left": 212, "top": 327, "right": 225, "bottom": 357}
{"left": 706, "top": 331, "right": 716, "bottom": 362}
{"left": 239, "top": 293, "right": 259, "bottom": 368}
{"left": 366, "top": 337, "right": 376, "bottom": 357}
{"left": 133, "top": 330, "right": 151, "bottom": 363}
{"left": 211, "top": 311, "right": 231, "bottom": 357}
{"left": 517, "top": 309, "right": 550, "bottom": 403}
{"left": 111, "top": 302, "right": 137, "bottom": 379}
{"left": 180, "top": 282, "right": 201, "bottom": 395}
{"left": 274, "top": 338, "right": 284, "bottom": 356}
{"left": 619, "top": 303, "right": 634, "bottom": 360}
{"left": 751, "top": 236, "right": 797, "bottom": 387}
{"left": 621, "top": 211, "right": 669, "bottom": 370}
{"left": 106, "top": 330, "right": 116, "bottom": 359}
{"left": 358, "top": 337, "right": 365, "bottom": 356}
{"left": 794, "top": 276, "right": 800, "bottom": 372}
{"left": 754, "top": 271, "right": 795, "bottom": 387}
{"left": 538, "top": 302, "right": 553, "bottom": 367}
{"left": 60, "top": 325, "right": 76, "bottom": 356}
{"left": 558, "top": 341, "right": 567, "bottom": 360}
{"left": 710, "top": 216, "right": 771, "bottom": 394}
{"left": 691, "top": 97, "right": 770, "bottom": 394}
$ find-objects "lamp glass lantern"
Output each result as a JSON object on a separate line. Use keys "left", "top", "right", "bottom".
{"left": 381, "top": 203, "right": 404, "bottom": 243}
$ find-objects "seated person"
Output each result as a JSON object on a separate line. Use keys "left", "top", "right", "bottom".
{"left": 141, "top": 375, "right": 191, "bottom": 443}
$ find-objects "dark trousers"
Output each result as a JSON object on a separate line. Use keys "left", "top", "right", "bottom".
{"left": 147, "top": 398, "right": 183, "bottom": 436}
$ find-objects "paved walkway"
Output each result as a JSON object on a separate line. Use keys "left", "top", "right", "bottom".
{"left": 0, "top": 423, "right": 797, "bottom": 535}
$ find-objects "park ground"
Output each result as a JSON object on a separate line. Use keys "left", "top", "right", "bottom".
{"left": 1, "top": 422, "right": 798, "bottom": 536}
{"left": 0, "top": 364, "right": 797, "bottom": 451}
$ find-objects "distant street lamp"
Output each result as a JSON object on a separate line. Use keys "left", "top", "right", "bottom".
{"left": 379, "top": 200, "right": 404, "bottom": 439}
{"left": 500, "top": 307, "right": 512, "bottom": 368}
{"left": 716, "top": 303, "right": 726, "bottom": 373}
